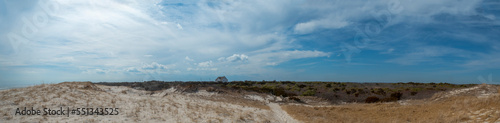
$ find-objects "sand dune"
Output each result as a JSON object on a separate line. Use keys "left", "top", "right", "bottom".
{"left": 0, "top": 82, "right": 297, "bottom": 122}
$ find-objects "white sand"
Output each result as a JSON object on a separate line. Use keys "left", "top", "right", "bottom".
{"left": 0, "top": 82, "right": 301, "bottom": 122}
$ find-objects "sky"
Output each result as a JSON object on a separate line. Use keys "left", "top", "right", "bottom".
{"left": 0, "top": 0, "right": 499, "bottom": 86}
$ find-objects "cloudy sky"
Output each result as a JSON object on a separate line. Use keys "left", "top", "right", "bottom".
{"left": 1, "top": 0, "right": 499, "bottom": 86}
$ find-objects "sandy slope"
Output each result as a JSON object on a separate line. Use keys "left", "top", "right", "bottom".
{"left": 0, "top": 82, "right": 300, "bottom": 122}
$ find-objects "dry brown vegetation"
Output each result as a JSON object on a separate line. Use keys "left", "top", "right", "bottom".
{"left": 282, "top": 84, "right": 500, "bottom": 123}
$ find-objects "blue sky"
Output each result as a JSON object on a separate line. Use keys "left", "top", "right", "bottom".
{"left": 0, "top": 0, "right": 499, "bottom": 86}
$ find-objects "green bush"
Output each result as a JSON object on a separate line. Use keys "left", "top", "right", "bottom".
{"left": 301, "top": 90, "right": 316, "bottom": 96}
{"left": 373, "top": 88, "right": 386, "bottom": 95}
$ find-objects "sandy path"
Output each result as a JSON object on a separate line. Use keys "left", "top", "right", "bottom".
{"left": 268, "top": 103, "right": 301, "bottom": 123}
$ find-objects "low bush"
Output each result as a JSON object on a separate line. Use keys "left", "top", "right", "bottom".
{"left": 325, "top": 83, "right": 332, "bottom": 88}
{"left": 301, "top": 90, "right": 316, "bottom": 96}
{"left": 373, "top": 88, "right": 386, "bottom": 95}
{"left": 365, "top": 96, "right": 379, "bottom": 103}
{"left": 390, "top": 92, "right": 403, "bottom": 100}
{"left": 380, "top": 97, "right": 398, "bottom": 102}
{"left": 410, "top": 91, "right": 418, "bottom": 96}
{"left": 297, "top": 84, "right": 307, "bottom": 88}
{"left": 332, "top": 88, "right": 340, "bottom": 92}
{"left": 289, "top": 96, "right": 301, "bottom": 102}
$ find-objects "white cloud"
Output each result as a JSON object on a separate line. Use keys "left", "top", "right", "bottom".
{"left": 197, "top": 60, "right": 213, "bottom": 67}
{"left": 176, "top": 23, "right": 183, "bottom": 30}
{"left": 187, "top": 67, "right": 218, "bottom": 71}
{"left": 294, "top": 17, "right": 349, "bottom": 34}
{"left": 218, "top": 54, "right": 248, "bottom": 62}
{"left": 142, "top": 62, "right": 169, "bottom": 70}
{"left": 251, "top": 50, "right": 331, "bottom": 66}
{"left": 185, "top": 56, "right": 194, "bottom": 61}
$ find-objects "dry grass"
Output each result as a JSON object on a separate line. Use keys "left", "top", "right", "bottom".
{"left": 283, "top": 94, "right": 500, "bottom": 123}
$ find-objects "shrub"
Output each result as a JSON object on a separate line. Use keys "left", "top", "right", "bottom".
{"left": 301, "top": 90, "right": 316, "bottom": 96}
{"left": 206, "top": 87, "right": 216, "bottom": 92}
{"left": 380, "top": 97, "right": 398, "bottom": 102}
{"left": 350, "top": 88, "right": 357, "bottom": 93}
{"left": 289, "top": 96, "right": 301, "bottom": 102}
{"left": 357, "top": 88, "right": 365, "bottom": 94}
{"left": 325, "top": 83, "right": 332, "bottom": 88}
{"left": 374, "top": 88, "right": 386, "bottom": 95}
{"left": 390, "top": 92, "right": 403, "bottom": 100}
{"left": 410, "top": 91, "right": 418, "bottom": 96}
{"left": 273, "top": 87, "right": 288, "bottom": 97}
{"left": 345, "top": 90, "right": 351, "bottom": 95}
{"left": 365, "top": 96, "right": 379, "bottom": 103}
{"left": 332, "top": 88, "right": 340, "bottom": 92}
{"left": 340, "top": 83, "right": 347, "bottom": 87}
{"left": 297, "top": 84, "right": 306, "bottom": 88}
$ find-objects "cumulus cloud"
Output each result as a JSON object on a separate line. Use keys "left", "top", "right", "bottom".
{"left": 197, "top": 61, "right": 213, "bottom": 67}
{"left": 142, "top": 62, "right": 169, "bottom": 70}
{"left": 185, "top": 56, "right": 194, "bottom": 61}
{"left": 218, "top": 54, "right": 248, "bottom": 62}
